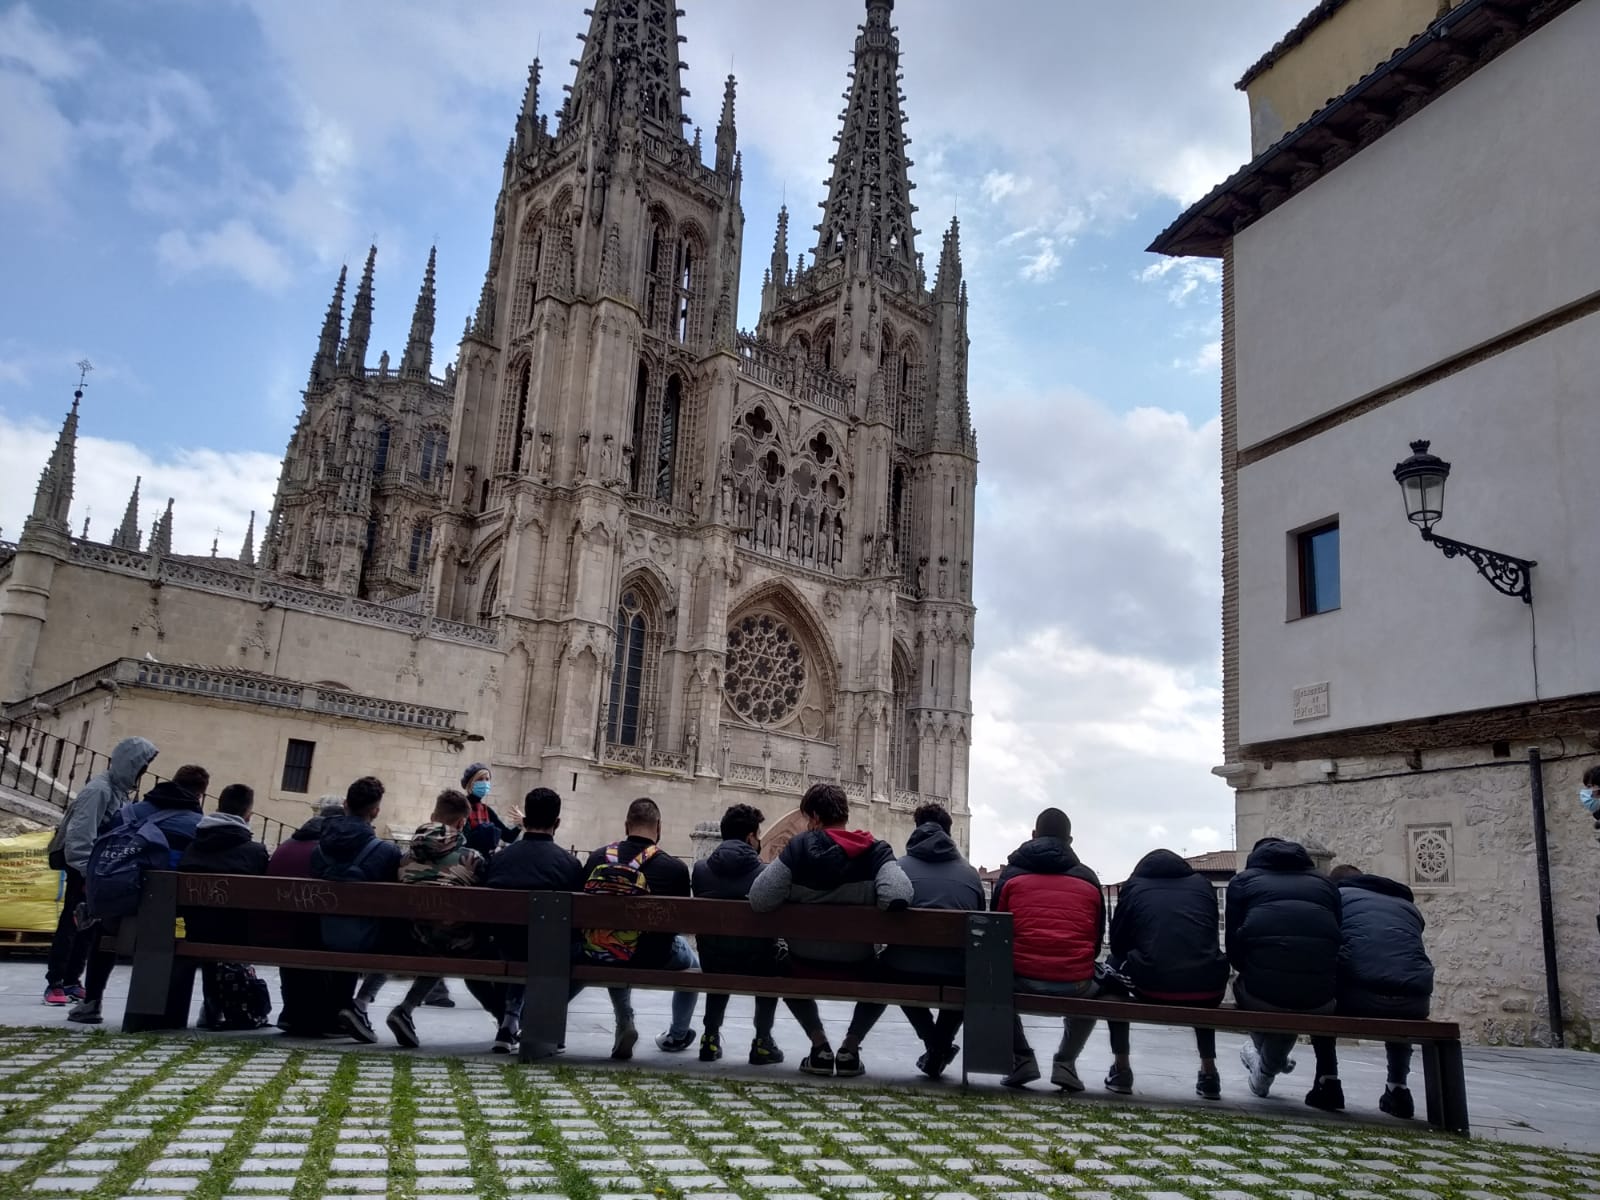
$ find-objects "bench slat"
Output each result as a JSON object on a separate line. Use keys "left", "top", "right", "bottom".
{"left": 175, "top": 941, "right": 511, "bottom": 980}
{"left": 567, "top": 965, "right": 946, "bottom": 1006}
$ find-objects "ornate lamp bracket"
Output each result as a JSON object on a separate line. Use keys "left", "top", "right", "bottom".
{"left": 1421, "top": 529, "right": 1536, "bottom": 604}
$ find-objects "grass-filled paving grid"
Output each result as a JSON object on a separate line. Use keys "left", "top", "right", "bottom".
{"left": 0, "top": 1029, "right": 1597, "bottom": 1199}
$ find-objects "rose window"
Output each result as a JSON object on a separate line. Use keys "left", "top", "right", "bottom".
{"left": 725, "top": 614, "right": 807, "bottom": 725}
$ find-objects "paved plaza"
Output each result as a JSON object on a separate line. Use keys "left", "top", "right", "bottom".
{"left": 2, "top": 961, "right": 1599, "bottom": 1198}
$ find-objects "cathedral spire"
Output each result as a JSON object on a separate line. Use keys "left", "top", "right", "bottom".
{"left": 239, "top": 510, "right": 256, "bottom": 567}
{"left": 28, "top": 387, "right": 80, "bottom": 535}
{"left": 715, "top": 74, "right": 737, "bottom": 175}
{"left": 933, "top": 214, "right": 962, "bottom": 299}
{"left": 309, "top": 265, "right": 346, "bottom": 389}
{"left": 111, "top": 476, "right": 142, "bottom": 550}
{"left": 147, "top": 498, "right": 174, "bottom": 558}
{"left": 771, "top": 204, "right": 790, "bottom": 280}
{"left": 814, "top": 0, "right": 918, "bottom": 277}
{"left": 340, "top": 245, "right": 377, "bottom": 376}
{"left": 561, "top": 0, "right": 690, "bottom": 138}
{"left": 516, "top": 58, "right": 542, "bottom": 156}
{"left": 402, "top": 246, "right": 436, "bottom": 378}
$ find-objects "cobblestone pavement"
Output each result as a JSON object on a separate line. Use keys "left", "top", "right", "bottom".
{"left": 2, "top": 1029, "right": 1599, "bottom": 1200}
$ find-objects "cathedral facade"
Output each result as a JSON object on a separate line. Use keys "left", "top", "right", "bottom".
{"left": 0, "top": 0, "right": 976, "bottom": 857}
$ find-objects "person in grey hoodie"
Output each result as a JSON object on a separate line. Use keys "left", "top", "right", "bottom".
{"left": 749, "top": 783, "right": 912, "bottom": 1078}
{"left": 43, "top": 736, "right": 159, "bottom": 1006}
{"left": 880, "top": 803, "right": 984, "bottom": 1079}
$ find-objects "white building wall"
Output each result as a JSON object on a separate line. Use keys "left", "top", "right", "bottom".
{"left": 1232, "top": 0, "right": 1600, "bottom": 450}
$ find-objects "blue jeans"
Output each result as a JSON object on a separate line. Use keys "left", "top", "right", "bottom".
{"left": 1234, "top": 978, "right": 1334, "bottom": 1078}
{"left": 562, "top": 935, "right": 700, "bottom": 1037}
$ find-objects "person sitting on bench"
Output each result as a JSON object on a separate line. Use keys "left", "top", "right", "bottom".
{"left": 1102, "top": 848, "right": 1231, "bottom": 1099}
{"left": 1306, "top": 863, "right": 1435, "bottom": 1118}
{"left": 991, "top": 806, "right": 1105, "bottom": 1093}
{"left": 749, "top": 783, "right": 912, "bottom": 1078}
{"left": 1226, "top": 837, "right": 1341, "bottom": 1099}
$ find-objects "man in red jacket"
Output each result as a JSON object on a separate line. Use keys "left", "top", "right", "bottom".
{"left": 991, "top": 808, "right": 1106, "bottom": 1091}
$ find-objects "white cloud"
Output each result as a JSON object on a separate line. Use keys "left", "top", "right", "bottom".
{"left": 1189, "top": 826, "right": 1223, "bottom": 848}
{"left": 0, "top": 411, "right": 279, "bottom": 557}
{"left": 981, "top": 171, "right": 1023, "bottom": 203}
{"left": 1138, "top": 256, "right": 1223, "bottom": 306}
{"left": 0, "top": 5, "right": 96, "bottom": 82}
{"left": 0, "top": 67, "right": 74, "bottom": 206}
{"left": 156, "top": 220, "right": 294, "bottom": 292}
{"left": 1175, "top": 339, "right": 1222, "bottom": 374}
{"left": 1019, "top": 239, "right": 1062, "bottom": 282}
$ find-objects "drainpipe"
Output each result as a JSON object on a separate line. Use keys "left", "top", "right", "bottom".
{"left": 1528, "top": 747, "right": 1565, "bottom": 1047}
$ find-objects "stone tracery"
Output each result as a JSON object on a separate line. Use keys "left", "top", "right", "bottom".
{"left": 729, "top": 402, "right": 847, "bottom": 573}
{"left": 724, "top": 611, "right": 808, "bottom": 726}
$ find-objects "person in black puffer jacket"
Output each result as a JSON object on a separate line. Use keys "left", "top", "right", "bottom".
{"left": 881, "top": 804, "right": 984, "bottom": 1079}
{"left": 1225, "top": 837, "right": 1341, "bottom": 1099}
{"left": 1307, "top": 864, "right": 1435, "bottom": 1119}
{"left": 177, "top": 784, "right": 271, "bottom": 1027}
{"left": 692, "top": 804, "right": 808, "bottom": 1067}
{"left": 1104, "top": 849, "right": 1231, "bottom": 1100}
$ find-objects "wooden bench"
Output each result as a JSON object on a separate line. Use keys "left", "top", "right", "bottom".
{"left": 121, "top": 871, "right": 1471, "bottom": 1133}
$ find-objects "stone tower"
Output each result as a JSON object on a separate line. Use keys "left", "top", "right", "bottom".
{"left": 263, "top": 247, "right": 456, "bottom": 602}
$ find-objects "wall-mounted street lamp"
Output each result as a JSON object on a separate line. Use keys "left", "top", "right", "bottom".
{"left": 1392, "top": 440, "right": 1536, "bottom": 604}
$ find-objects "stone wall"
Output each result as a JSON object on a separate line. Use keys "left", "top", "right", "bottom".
{"left": 1236, "top": 744, "right": 1600, "bottom": 1047}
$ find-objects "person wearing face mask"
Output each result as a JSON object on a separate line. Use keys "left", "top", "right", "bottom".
{"left": 459, "top": 764, "right": 523, "bottom": 856}
{"left": 1581, "top": 766, "right": 1600, "bottom": 838}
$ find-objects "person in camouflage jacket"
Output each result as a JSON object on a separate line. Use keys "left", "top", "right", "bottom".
{"left": 382, "top": 790, "right": 502, "bottom": 1048}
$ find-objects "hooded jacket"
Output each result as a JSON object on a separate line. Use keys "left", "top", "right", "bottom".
{"left": 882, "top": 823, "right": 985, "bottom": 977}
{"left": 581, "top": 835, "right": 691, "bottom": 969}
{"left": 1225, "top": 838, "right": 1342, "bottom": 1010}
{"left": 1335, "top": 873, "right": 1434, "bottom": 1003}
{"left": 399, "top": 822, "right": 486, "bottom": 954}
{"left": 178, "top": 812, "right": 269, "bottom": 944}
{"left": 992, "top": 836, "right": 1105, "bottom": 983}
{"left": 111, "top": 779, "right": 205, "bottom": 862}
{"left": 59, "top": 737, "right": 159, "bottom": 874}
{"left": 693, "top": 838, "right": 783, "bottom": 972}
{"left": 748, "top": 827, "right": 913, "bottom": 964}
{"left": 1108, "top": 849, "right": 1229, "bottom": 1000}
{"left": 311, "top": 814, "right": 403, "bottom": 952}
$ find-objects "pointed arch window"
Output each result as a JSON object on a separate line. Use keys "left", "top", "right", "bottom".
{"left": 890, "top": 463, "right": 913, "bottom": 587}
{"left": 477, "top": 562, "right": 501, "bottom": 626}
{"left": 656, "top": 374, "right": 682, "bottom": 502}
{"left": 891, "top": 645, "right": 915, "bottom": 790}
{"left": 373, "top": 424, "right": 391, "bottom": 476}
{"left": 509, "top": 362, "right": 531, "bottom": 473}
{"left": 607, "top": 588, "right": 652, "bottom": 746}
{"left": 630, "top": 362, "right": 649, "bottom": 493}
{"left": 674, "top": 238, "right": 695, "bottom": 343}
{"left": 645, "top": 218, "right": 673, "bottom": 333}
{"left": 407, "top": 521, "right": 432, "bottom": 574}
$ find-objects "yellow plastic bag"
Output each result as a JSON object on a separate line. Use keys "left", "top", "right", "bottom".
{"left": 0, "top": 831, "right": 63, "bottom": 934}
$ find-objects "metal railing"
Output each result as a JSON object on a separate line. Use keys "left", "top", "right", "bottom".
{"left": 0, "top": 717, "right": 294, "bottom": 848}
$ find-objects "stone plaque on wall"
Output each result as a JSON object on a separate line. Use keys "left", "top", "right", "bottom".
{"left": 1292, "top": 681, "right": 1330, "bottom": 722}
{"left": 1407, "top": 823, "right": 1454, "bottom": 888}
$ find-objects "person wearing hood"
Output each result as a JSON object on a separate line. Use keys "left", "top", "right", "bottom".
{"left": 1304, "top": 864, "right": 1435, "bottom": 1118}
{"left": 68, "top": 763, "right": 207, "bottom": 1025}
{"left": 749, "top": 783, "right": 913, "bottom": 1078}
{"left": 990, "top": 807, "right": 1106, "bottom": 1093}
{"left": 177, "top": 784, "right": 271, "bottom": 1028}
{"left": 382, "top": 789, "right": 505, "bottom": 1050}
{"left": 311, "top": 776, "right": 402, "bottom": 1043}
{"left": 880, "top": 803, "right": 985, "bottom": 1079}
{"left": 692, "top": 804, "right": 799, "bottom": 1067}
{"left": 1103, "top": 849, "right": 1232, "bottom": 1099}
{"left": 264, "top": 799, "right": 346, "bottom": 1037}
{"left": 44, "top": 736, "right": 159, "bottom": 1006}
{"left": 1226, "top": 836, "right": 1342, "bottom": 1099}
{"left": 459, "top": 763, "right": 521, "bottom": 856}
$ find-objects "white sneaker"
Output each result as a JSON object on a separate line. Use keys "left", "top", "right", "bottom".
{"left": 1239, "top": 1042, "right": 1271, "bottom": 1098}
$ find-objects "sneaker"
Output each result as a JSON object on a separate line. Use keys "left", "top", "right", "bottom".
{"left": 833, "top": 1048, "right": 865, "bottom": 1077}
{"left": 1283, "top": 1053, "right": 1298, "bottom": 1074}
{"left": 698, "top": 1031, "right": 723, "bottom": 1062}
{"left": 1379, "top": 1085, "right": 1415, "bottom": 1120}
{"left": 1103, "top": 1064, "right": 1134, "bottom": 1095}
{"left": 611, "top": 1018, "right": 638, "bottom": 1061}
{"left": 916, "top": 1042, "right": 960, "bottom": 1080}
{"left": 385, "top": 1008, "right": 419, "bottom": 1049}
{"left": 64, "top": 984, "right": 86, "bottom": 1002}
{"left": 656, "top": 1028, "right": 697, "bottom": 1053}
{"left": 799, "top": 1047, "right": 836, "bottom": 1076}
{"left": 1196, "top": 1068, "right": 1222, "bottom": 1100}
{"left": 492, "top": 1019, "right": 519, "bottom": 1055}
{"left": 1305, "top": 1076, "right": 1346, "bottom": 1112}
{"left": 1001, "top": 1054, "right": 1041, "bottom": 1089}
{"left": 339, "top": 1006, "right": 378, "bottom": 1045}
{"left": 1240, "top": 1042, "right": 1271, "bottom": 1098}
{"left": 749, "top": 1036, "right": 784, "bottom": 1066}
{"left": 1051, "top": 1058, "right": 1085, "bottom": 1093}
{"left": 422, "top": 986, "right": 455, "bottom": 1009}
{"left": 43, "top": 986, "right": 71, "bottom": 1007}
{"left": 66, "top": 999, "right": 102, "bottom": 1025}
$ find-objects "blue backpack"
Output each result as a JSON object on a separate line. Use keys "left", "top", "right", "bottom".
{"left": 84, "top": 805, "right": 192, "bottom": 921}
{"left": 319, "top": 837, "right": 389, "bottom": 952}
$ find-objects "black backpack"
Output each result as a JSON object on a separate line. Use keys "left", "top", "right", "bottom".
{"left": 200, "top": 963, "right": 272, "bottom": 1030}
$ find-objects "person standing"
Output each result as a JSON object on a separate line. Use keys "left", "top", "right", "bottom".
{"left": 176, "top": 783, "right": 270, "bottom": 1026}
{"left": 43, "top": 737, "right": 159, "bottom": 1006}
{"left": 1102, "top": 849, "right": 1232, "bottom": 1099}
{"left": 1304, "top": 864, "right": 1435, "bottom": 1116}
{"left": 880, "top": 803, "right": 985, "bottom": 1079}
{"left": 458, "top": 763, "right": 522, "bottom": 857}
{"left": 991, "top": 807, "right": 1106, "bottom": 1092}
{"left": 1226, "top": 837, "right": 1342, "bottom": 1099}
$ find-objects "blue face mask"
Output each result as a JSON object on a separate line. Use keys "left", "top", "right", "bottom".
{"left": 1580, "top": 787, "right": 1599, "bottom": 815}
{"left": 471, "top": 780, "right": 491, "bottom": 800}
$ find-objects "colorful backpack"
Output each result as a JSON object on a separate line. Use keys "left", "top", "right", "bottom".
{"left": 580, "top": 843, "right": 657, "bottom": 963}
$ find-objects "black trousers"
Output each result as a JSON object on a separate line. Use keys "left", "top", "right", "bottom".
{"left": 1106, "top": 993, "right": 1224, "bottom": 1060}
{"left": 45, "top": 868, "right": 89, "bottom": 989}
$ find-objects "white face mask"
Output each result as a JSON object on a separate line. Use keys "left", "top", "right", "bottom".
{"left": 1580, "top": 787, "right": 1600, "bottom": 816}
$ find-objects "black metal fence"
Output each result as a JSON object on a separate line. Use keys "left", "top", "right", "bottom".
{"left": 0, "top": 717, "right": 294, "bottom": 848}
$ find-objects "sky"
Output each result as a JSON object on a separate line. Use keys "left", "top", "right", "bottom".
{"left": 0, "top": 0, "right": 1317, "bottom": 881}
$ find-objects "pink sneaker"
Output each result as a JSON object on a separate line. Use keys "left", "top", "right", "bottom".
{"left": 43, "top": 986, "right": 71, "bottom": 1006}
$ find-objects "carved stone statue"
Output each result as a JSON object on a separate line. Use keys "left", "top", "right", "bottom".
{"left": 840, "top": 304, "right": 854, "bottom": 359}
{"left": 537, "top": 432, "right": 553, "bottom": 480}
{"left": 577, "top": 430, "right": 591, "bottom": 479}
{"left": 622, "top": 443, "right": 635, "bottom": 491}
{"left": 916, "top": 556, "right": 928, "bottom": 596}
{"left": 600, "top": 434, "right": 616, "bottom": 483}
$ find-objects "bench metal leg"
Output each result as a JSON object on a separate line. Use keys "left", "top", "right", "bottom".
{"left": 962, "top": 912, "right": 1015, "bottom": 1078}
{"left": 123, "top": 872, "right": 190, "bottom": 1034}
{"left": 1420, "top": 1041, "right": 1470, "bottom": 1136}
{"left": 520, "top": 892, "right": 571, "bottom": 1064}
